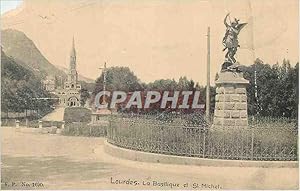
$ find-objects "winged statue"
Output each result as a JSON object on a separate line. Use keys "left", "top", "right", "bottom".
{"left": 222, "top": 13, "right": 247, "bottom": 70}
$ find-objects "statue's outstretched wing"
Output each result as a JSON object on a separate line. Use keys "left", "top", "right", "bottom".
{"left": 236, "top": 23, "right": 247, "bottom": 33}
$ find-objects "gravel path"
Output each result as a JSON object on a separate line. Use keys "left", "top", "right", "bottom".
{"left": 1, "top": 127, "right": 298, "bottom": 190}
{"left": 41, "top": 107, "right": 65, "bottom": 121}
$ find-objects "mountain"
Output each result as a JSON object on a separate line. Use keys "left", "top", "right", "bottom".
{"left": 1, "top": 28, "right": 95, "bottom": 85}
{"left": 1, "top": 29, "right": 67, "bottom": 79}
{"left": 1, "top": 29, "right": 94, "bottom": 84}
{"left": 1, "top": 49, "right": 35, "bottom": 82}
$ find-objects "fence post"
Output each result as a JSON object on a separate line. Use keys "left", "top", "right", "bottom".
{"left": 202, "top": 126, "right": 206, "bottom": 158}
{"left": 112, "top": 120, "right": 115, "bottom": 141}
{"left": 251, "top": 127, "right": 254, "bottom": 160}
{"left": 16, "top": 120, "right": 20, "bottom": 128}
{"left": 110, "top": 120, "right": 112, "bottom": 140}
{"left": 26, "top": 118, "right": 29, "bottom": 128}
{"left": 107, "top": 115, "right": 111, "bottom": 137}
{"left": 77, "top": 124, "right": 79, "bottom": 136}
{"left": 61, "top": 121, "right": 65, "bottom": 129}
{"left": 106, "top": 115, "right": 110, "bottom": 139}
{"left": 161, "top": 126, "right": 164, "bottom": 152}
{"left": 89, "top": 125, "right": 92, "bottom": 136}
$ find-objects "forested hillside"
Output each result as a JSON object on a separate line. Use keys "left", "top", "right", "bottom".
{"left": 1, "top": 50, "right": 55, "bottom": 118}
{"left": 1, "top": 29, "right": 66, "bottom": 79}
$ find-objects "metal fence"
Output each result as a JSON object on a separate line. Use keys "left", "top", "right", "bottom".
{"left": 107, "top": 113, "right": 298, "bottom": 161}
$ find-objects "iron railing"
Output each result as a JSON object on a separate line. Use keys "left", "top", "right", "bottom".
{"left": 107, "top": 113, "right": 298, "bottom": 161}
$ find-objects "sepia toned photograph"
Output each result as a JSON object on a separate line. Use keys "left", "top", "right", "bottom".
{"left": 0, "top": 0, "right": 299, "bottom": 190}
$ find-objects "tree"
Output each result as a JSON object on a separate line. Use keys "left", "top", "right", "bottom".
{"left": 177, "top": 76, "right": 190, "bottom": 90}
{"left": 94, "top": 66, "right": 142, "bottom": 94}
{"left": 147, "top": 77, "right": 196, "bottom": 91}
{"left": 1, "top": 50, "right": 54, "bottom": 118}
{"left": 147, "top": 79, "right": 177, "bottom": 91}
{"left": 80, "top": 88, "right": 90, "bottom": 107}
{"left": 244, "top": 58, "right": 298, "bottom": 118}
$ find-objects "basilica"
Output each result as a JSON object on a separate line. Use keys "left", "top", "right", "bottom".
{"left": 56, "top": 38, "right": 81, "bottom": 107}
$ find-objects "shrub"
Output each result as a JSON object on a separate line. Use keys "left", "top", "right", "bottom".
{"left": 64, "top": 107, "right": 92, "bottom": 123}
{"left": 62, "top": 122, "right": 107, "bottom": 137}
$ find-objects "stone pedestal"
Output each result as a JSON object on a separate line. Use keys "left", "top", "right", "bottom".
{"left": 213, "top": 71, "right": 249, "bottom": 128}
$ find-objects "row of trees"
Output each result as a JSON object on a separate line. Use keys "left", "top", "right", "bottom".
{"left": 244, "top": 59, "right": 298, "bottom": 118}
{"left": 94, "top": 67, "right": 205, "bottom": 92}
{"left": 93, "top": 59, "right": 298, "bottom": 118}
{"left": 92, "top": 67, "right": 212, "bottom": 112}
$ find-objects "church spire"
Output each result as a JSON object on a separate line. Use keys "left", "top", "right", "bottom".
{"left": 72, "top": 36, "right": 75, "bottom": 52}
{"left": 71, "top": 36, "right": 76, "bottom": 59}
{"left": 67, "top": 36, "right": 78, "bottom": 83}
{"left": 70, "top": 36, "right": 76, "bottom": 70}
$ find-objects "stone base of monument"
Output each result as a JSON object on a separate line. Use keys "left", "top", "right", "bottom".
{"left": 212, "top": 71, "right": 249, "bottom": 128}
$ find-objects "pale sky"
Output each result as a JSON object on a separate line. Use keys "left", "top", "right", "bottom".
{"left": 1, "top": 0, "right": 299, "bottom": 85}
{"left": 0, "top": 0, "right": 23, "bottom": 14}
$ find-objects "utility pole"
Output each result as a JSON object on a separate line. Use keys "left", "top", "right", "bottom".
{"left": 206, "top": 27, "right": 210, "bottom": 120}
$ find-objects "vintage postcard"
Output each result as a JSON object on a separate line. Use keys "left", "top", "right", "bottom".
{"left": 1, "top": 0, "right": 299, "bottom": 190}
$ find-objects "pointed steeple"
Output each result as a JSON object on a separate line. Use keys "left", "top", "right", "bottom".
{"left": 70, "top": 36, "right": 76, "bottom": 61}
{"left": 68, "top": 36, "right": 78, "bottom": 83}
{"left": 70, "top": 36, "right": 76, "bottom": 70}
